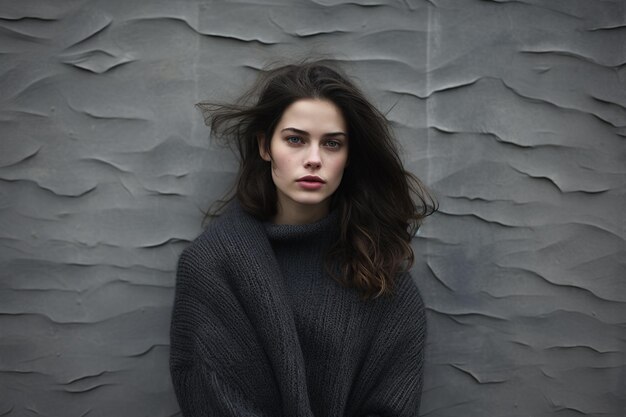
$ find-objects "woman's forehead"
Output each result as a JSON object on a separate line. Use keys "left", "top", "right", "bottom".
{"left": 276, "top": 99, "right": 347, "bottom": 135}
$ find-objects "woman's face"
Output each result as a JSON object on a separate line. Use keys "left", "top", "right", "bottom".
{"left": 259, "top": 98, "right": 349, "bottom": 224}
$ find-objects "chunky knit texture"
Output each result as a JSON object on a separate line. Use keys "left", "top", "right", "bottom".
{"left": 170, "top": 201, "right": 426, "bottom": 417}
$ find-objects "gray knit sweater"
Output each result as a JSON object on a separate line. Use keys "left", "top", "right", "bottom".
{"left": 170, "top": 201, "right": 426, "bottom": 417}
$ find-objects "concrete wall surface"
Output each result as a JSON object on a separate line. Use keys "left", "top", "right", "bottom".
{"left": 0, "top": 0, "right": 624, "bottom": 416}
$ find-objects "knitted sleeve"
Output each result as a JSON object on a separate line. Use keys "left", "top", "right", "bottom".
{"left": 352, "top": 274, "right": 427, "bottom": 417}
{"left": 169, "top": 241, "right": 282, "bottom": 417}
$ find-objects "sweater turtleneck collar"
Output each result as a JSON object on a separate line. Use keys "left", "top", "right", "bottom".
{"left": 263, "top": 210, "right": 340, "bottom": 243}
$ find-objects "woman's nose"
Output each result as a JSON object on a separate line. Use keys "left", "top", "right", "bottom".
{"left": 305, "top": 159, "right": 321, "bottom": 169}
{"left": 304, "top": 147, "right": 322, "bottom": 169}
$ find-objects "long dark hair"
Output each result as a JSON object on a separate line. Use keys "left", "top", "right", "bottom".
{"left": 198, "top": 60, "right": 437, "bottom": 298}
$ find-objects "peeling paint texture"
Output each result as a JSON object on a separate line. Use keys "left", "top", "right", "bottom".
{"left": 0, "top": 0, "right": 624, "bottom": 416}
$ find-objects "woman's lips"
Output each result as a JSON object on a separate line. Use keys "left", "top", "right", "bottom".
{"left": 297, "top": 176, "right": 325, "bottom": 190}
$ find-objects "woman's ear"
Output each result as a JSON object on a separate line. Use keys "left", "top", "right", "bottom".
{"left": 257, "top": 133, "right": 271, "bottom": 161}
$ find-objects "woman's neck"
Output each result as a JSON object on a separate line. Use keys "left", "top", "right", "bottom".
{"left": 272, "top": 200, "right": 330, "bottom": 225}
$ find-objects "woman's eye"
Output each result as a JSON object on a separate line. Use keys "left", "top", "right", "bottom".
{"left": 286, "top": 136, "right": 302, "bottom": 144}
{"left": 325, "top": 140, "right": 341, "bottom": 148}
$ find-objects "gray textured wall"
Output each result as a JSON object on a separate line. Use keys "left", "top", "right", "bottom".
{"left": 1, "top": 0, "right": 624, "bottom": 416}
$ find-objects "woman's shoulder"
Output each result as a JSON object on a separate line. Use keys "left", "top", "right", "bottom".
{"left": 354, "top": 270, "right": 426, "bottom": 347}
{"left": 180, "top": 199, "right": 262, "bottom": 264}
{"left": 182, "top": 217, "right": 226, "bottom": 259}
{"left": 174, "top": 206, "right": 245, "bottom": 290}
{"left": 380, "top": 270, "right": 427, "bottom": 336}
{"left": 381, "top": 270, "right": 427, "bottom": 318}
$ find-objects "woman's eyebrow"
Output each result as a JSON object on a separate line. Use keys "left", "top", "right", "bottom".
{"left": 281, "top": 127, "right": 309, "bottom": 135}
{"left": 281, "top": 127, "right": 347, "bottom": 137}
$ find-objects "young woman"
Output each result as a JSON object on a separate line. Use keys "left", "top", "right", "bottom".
{"left": 170, "top": 61, "right": 436, "bottom": 417}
